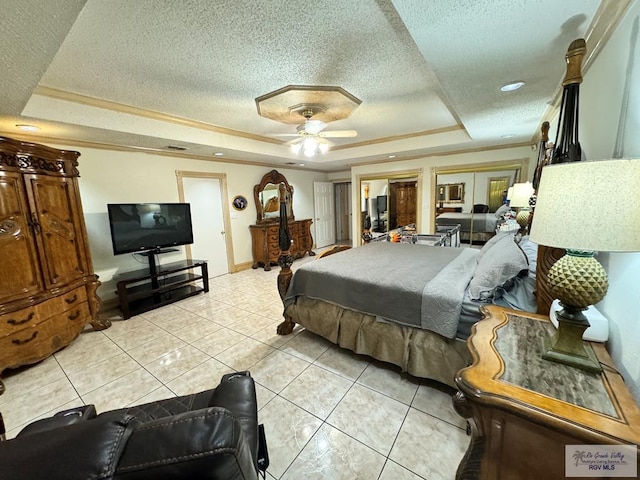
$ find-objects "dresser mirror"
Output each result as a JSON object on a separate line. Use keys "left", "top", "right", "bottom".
{"left": 254, "top": 170, "right": 294, "bottom": 223}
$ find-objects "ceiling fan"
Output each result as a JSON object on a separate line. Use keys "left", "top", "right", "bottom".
{"left": 276, "top": 109, "right": 358, "bottom": 157}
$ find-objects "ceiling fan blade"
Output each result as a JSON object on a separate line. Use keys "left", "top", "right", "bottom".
{"left": 301, "top": 119, "right": 326, "bottom": 135}
{"left": 318, "top": 130, "right": 358, "bottom": 138}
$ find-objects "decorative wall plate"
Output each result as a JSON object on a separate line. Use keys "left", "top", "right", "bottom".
{"left": 232, "top": 195, "right": 248, "bottom": 211}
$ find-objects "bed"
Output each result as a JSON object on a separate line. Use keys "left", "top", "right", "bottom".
{"left": 277, "top": 233, "right": 539, "bottom": 387}
{"left": 435, "top": 212, "right": 500, "bottom": 243}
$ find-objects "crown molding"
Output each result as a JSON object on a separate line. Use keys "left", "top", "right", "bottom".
{"left": 34, "top": 86, "right": 283, "bottom": 145}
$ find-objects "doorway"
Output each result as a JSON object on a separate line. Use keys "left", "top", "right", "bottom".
{"left": 176, "top": 171, "right": 234, "bottom": 278}
{"left": 487, "top": 176, "right": 510, "bottom": 211}
{"left": 334, "top": 182, "right": 352, "bottom": 244}
{"left": 313, "top": 181, "right": 335, "bottom": 249}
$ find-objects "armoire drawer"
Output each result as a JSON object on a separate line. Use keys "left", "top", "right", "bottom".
{"left": 51, "top": 286, "right": 88, "bottom": 316}
{"left": 0, "top": 301, "right": 90, "bottom": 369}
{"left": 0, "top": 304, "right": 41, "bottom": 338}
{"left": 0, "top": 286, "right": 89, "bottom": 338}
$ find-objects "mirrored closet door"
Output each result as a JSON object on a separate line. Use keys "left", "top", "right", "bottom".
{"left": 431, "top": 159, "right": 528, "bottom": 245}
{"left": 357, "top": 170, "right": 422, "bottom": 244}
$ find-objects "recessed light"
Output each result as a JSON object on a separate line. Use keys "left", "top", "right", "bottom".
{"left": 214, "top": 152, "right": 224, "bottom": 156}
{"left": 501, "top": 134, "right": 516, "bottom": 138}
{"left": 388, "top": 155, "right": 396, "bottom": 159}
{"left": 16, "top": 124, "right": 40, "bottom": 132}
{"left": 299, "top": 163, "right": 305, "bottom": 167}
{"left": 500, "top": 81, "right": 525, "bottom": 92}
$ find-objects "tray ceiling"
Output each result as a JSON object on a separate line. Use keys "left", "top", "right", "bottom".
{"left": 0, "top": 0, "right": 620, "bottom": 171}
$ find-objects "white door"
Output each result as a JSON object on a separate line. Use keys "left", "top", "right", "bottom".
{"left": 314, "top": 182, "right": 335, "bottom": 248}
{"left": 182, "top": 177, "right": 228, "bottom": 278}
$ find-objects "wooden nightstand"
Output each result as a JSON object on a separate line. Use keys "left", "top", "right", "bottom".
{"left": 454, "top": 305, "right": 640, "bottom": 479}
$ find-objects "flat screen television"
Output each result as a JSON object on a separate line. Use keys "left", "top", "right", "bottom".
{"left": 107, "top": 203, "right": 194, "bottom": 255}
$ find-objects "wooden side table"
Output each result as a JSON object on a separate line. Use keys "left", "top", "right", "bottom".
{"left": 454, "top": 305, "right": 640, "bottom": 479}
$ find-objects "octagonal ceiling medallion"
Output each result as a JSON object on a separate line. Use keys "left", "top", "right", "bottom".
{"left": 255, "top": 85, "right": 361, "bottom": 125}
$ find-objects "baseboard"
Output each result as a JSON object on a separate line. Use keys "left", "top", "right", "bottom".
{"left": 233, "top": 261, "right": 254, "bottom": 272}
{"left": 98, "top": 297, "right": 119, "bottom": 316}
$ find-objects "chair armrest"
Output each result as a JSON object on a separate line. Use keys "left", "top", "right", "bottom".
{"left": 17, "top": 405, "right": 97, "bottom": 438}
{"left": 114, "top": 407, "right": 257, "bottom": 480}
{"left": 211, "top": 372, "right": 259, "bottom": 465}
{"left": 0, "top": 411, "right": 133, "bottom": 480}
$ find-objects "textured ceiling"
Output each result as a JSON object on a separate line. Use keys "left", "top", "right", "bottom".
{"left": 0, "top": 0, "right": 617, "bottom": 171}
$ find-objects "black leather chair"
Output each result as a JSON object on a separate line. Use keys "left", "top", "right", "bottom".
{"left": 0, "top": 371, "right": 268, "bottom": 480}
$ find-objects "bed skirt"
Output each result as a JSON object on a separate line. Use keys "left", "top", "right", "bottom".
{"left": 284, "top": 296, "right": 471, "bottom": 388}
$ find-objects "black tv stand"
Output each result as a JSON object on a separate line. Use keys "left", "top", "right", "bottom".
{"left": 115, "top": 259, "right": 209, "bottom": 319}
{"left": 138, "top": 248, "right": 179, "bottom": 257}
{"left": 136, "top": 248, "right": 180, "bottom": 280}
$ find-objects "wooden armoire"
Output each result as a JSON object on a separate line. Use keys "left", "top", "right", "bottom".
{"left": 389, "top": 181, "right": 417, "bottom": 229}
{"left": 0, "top": 137, "right": 109, "bottom": 393}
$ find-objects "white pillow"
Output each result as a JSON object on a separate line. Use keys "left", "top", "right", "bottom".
{"left": 469, "top": 235, "right": 529, "bottom": 301}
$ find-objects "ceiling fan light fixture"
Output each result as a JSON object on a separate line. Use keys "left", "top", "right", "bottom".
{"left": 303, "top": 136, "right": 318, "bottom": 150}
{"left": 292, "top": 135, "right": 330, "bottom": 157}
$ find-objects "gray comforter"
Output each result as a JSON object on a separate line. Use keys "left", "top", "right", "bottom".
{"left": 283, "top": 242, "right": 479, "bottom": 339}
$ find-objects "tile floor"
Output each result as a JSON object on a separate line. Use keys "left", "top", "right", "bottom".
{"left": 0, "top": 255, "right": 469, "bottom": 479}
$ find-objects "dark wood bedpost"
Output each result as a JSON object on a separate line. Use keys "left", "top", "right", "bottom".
{"left": 534, "top": 39, "right": 586, "bottom": 316}
{"left": 276, "top": 182, "right": 296, "bottom": 335}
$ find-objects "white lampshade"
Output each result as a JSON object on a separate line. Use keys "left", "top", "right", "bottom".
{"left": 506, "top": 186, "right": 514, "bottom": 200}
{"left": 509, "top": 182, "right": 534, "bottom": 208}
{"left": 530, "top": 159, "right": 640, "bottom": 252}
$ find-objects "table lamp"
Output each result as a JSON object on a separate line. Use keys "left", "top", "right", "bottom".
{"left": 506, "top": 186, "right": 514, "bottom": 202}
{"left": 509, "top": 182, "right": 535, "bottom": 232}
{"left": 529, "top": 159, "right": 640, "bottom": 372}
{"left": 437, "top": 185, "right": 446, "bottom": 213}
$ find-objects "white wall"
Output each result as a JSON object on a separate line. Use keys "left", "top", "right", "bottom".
{"left": 53, "top": 144, "right": 327, "bottom": 300}
{"left": 578, "top": 0, "right": 640, "bottom": 403}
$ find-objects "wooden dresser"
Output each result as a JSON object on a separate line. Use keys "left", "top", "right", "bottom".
{"left": 0, "top": 137, "right": 110, "bottom": 394}
{"left": 454, "top": 305, "right": 640, "bottom": 479}
{"left": 250, "top": 219, "right": 314, "bottom": 271}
